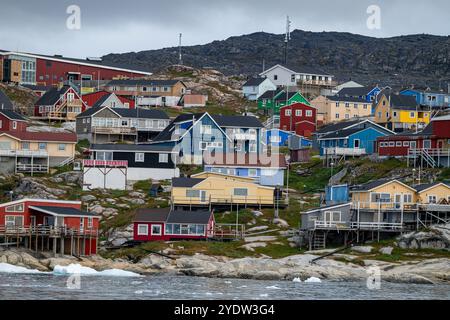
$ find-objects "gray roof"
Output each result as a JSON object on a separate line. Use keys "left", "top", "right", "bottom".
{"left": 21, "top": 84, "right": 52, "bottom": 92}
{"left": 0, "top": 109, "right": 26, "bottom": 121}
{"left": 388, "top": 94, "right": 419, "bottom": 110}
{"left": 258, "top": 89, "right": 284, "bottom": 100}
{"left": 90, "top": 143, "right": 176, "bottom": 152}
{"left": 0, "top": 89, "right": 13, "bottom": 110}
{"left": 274, "top": 91, "right": 299, "bottom": 102}
{"left": 337, "top": 86, "right": 377, "bottom": 97}
{"left": 30, "top": 206, "right": 97, "bottom": 217}
{"left": 166, "top": 210, "right": 213, "bottom": 224}
{"left": 319, "top": 128, "right": 365, "bottom": 140}
{"left": 212, "top": 115, "right": 263, "bottom": 128}
{"left": 172, "top": 177, "right": 205, "bottom": 188}
{"left": 106, "top": 79, "right": 182, "bottom": 87}
{"left": 303, "top": 202, "right": 351, "bottom": 214}
{"left": 133, "top": 208, "right": 170, "bottom": 222}
{"left": 326, "top": 95, "right": 368, "bottom": 103}
{"left": 351, "top": 179, "right": 396, "bottom": 192}
{"left": 77, "top": 106, "right": 169, "bottom": 119}
{"left": 243, "top": 77, "right": 267, "bottom": 87}
{"left": 315, "top": 119, "right": 363, "bottom": 134}
{"left": 92, "top": 94, "right": 112, "bottom": 108}
{"left": 152, "top": 113, "right": 205, "bottom": 142}
{"left": 36, "top": 85, "right": 71, "bottom": 106}
{"left": 415, "top": 182, "right": 450, "bottom": 192}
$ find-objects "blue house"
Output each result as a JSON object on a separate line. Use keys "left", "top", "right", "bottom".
{"left": 203, "top": 153, "right": 288, "bottom": 187}
{"left": 150, "top": 112, "right": 265, "bottom": 165}
{"left": 400, "top": 88, "right": 450, "bottom": 109}
{"left": 265, "top": 129, "right": 312, "bottom": 148}
{"left": 316, "top": 119, "right": 394, "bottom": 157}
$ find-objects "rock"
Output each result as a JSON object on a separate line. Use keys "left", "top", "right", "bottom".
{"left": 140, "top": 254, "right": 173, "bottom": 270}
{"left": 129, "top": 191, "right": 146, "bottom": 198}
{"left": 397, "top": 224, "right": 450, "bottom": 250}
{"left": 102, "top": 208, "right": 119, "bottom": 218}
{"left": 116, "top": 204, "right": 130, "bottom": 209}
{"left": 81, "top": 195, "right": 97, "bottom": 202}
{"left": 273, "top": 218, "right": 289, "bottom": 228}
{"left": 108, "top": 225, "right": 134, "bottom": 246}
{"left": 244, "top": 236, "right": 278, "bottom": 243}
{"left": 252, "top": 210, "right": 264, "bottom": 217}
{"left": 241, "top": 242, "right": 267, "bottom": 251}
{"left": 351, "top": 246, "right": 373, "bottom": 253}
{"left": 379, "top": 247, "right": 394, "bottom": 255}
{"left": 90, "top": 205, "right": 105, "bottom": 215}
{"left": 130, "top": 198, "right": 146, "bottom": 205}
{"left": 246, "top": 226, "right": 269, "bottom": 233}
{"left": 105, "top": 198, "right": 116, "bottom": 204}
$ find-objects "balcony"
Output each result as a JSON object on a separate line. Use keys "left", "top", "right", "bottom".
{"left": 83, "top": 160, "right": 128, "bottom": 168}
{"left": 93, "top": 126, "right": 137, "bottom": 135}
{"left": 350, "top": 222, "right": 404, "bottom": 231}
{"left": 0, "top": 149, "right": 48, "bottom": 158}
{"left": 298, "top": 79, "right": 337, "bottom": 87}
{"left": 324, "top": 147, "right": 366, "bottom": 156}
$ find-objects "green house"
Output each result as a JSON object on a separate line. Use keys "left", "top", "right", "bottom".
{"left": 258, "top": 90, "right": 310, "bottom": 115}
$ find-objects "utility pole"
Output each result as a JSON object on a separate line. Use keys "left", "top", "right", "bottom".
{"left": 178, "top": 33, "right": 183, "bottom": 65}
{"left": 284, "top": 15, "right": 292, "bottom": 65}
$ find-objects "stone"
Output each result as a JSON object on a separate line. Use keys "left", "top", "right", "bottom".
{"left": 252, "top": 210, "right": 264, "bottom": 217}
{"left": 379, "top": 247, "right": 394, "bottom": 255}
{"left": 116, "top": 204, "right": 130, "bottom": 209}
{"left": 105, "top": 198, "right": 116, "bottom": 204}
{"left": 246, "top": 226, "right": 269, "bottom": 233}
{"left": 351, "top": 246, "right": 373, "bottom": 253}
{"left": 397, "top": 224, "right": 450, "bottom": 250}
{"left": 241, "top": 242, "right": 267, "bottom": 251}
{"left": 90, "top": 205, "right": 105, "bottom": 215}
{"left": 273, "top": 218, "right": 289, "bottom": 228}
{"left": 81, "top": 195, "right": 97, "bottom": 202}
{"left": 130, "top": 198, "right": 146, "bottom": 205}
{"left": 129, "top": 191, "right": 146, "bottom": 198}
{"left": 244, "top": 236, "right": 278, "bottom": 243}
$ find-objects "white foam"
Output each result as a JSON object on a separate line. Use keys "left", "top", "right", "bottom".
{"left": 0, "top": 263, "right": 43, "bottom": 274}
{"left": 304, "top": 277, "right": 322, "bottom": 283}
{"left": 53, "top": 264, "right": 141, "bottom": 277}
{"left": 292, "top": 277, "right": 302, "bottom": 283}
{"left": 266, "top": 285, "right": 282, "bottom": 290}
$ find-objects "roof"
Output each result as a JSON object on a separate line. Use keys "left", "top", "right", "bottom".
{"left": 0, "top": 89, "right": 13, "bottom": 110}
{"left": 92, "top": 94, "right": 113, "bottom": 108}
{"left": 351, "top": 179, "right": 415, "bottom": 192}
{"left": 388, "top": 94, "right": 418, "bottom": 110}
{"left": 152, "top": 113, "right": 205, "bottom": 142}
{"left": 21, "top": 84, "right": 52, "bottom": 92}
{"left": 212, "top": 115, "right": 263, "bottom": 128}
{"left": 133, "top": 208, "right": 170, "bottom": 222}
{"left": 106, "top": 79, "right": 183, "bottom": 87}
{"left": 77, "top": 106, "right": 169, "bottom": 119}
{"left": 166, "top": 210, "right": 212, "bottom": 224}
{"left": 0, "top": 109, "right": 26, "bottom": 121}
{"left": 243, "top": 77, "right": 267, "bottom": 87}
{"left": 172, "top": 177, "right": 205, "bottom": 188}
{"left": 431, "top": 114, "right": 450, "bottom": 122}
{"left": 303, "top": 202, "right": 352, "bottom": 214}
{"left": 337, "top": 86, "right": 378, "bottom": 97}
{"left": 316, "top": 119, "right": 363, "bottom": 134}
{"left": 36, "top": 85, "right": 72, "bottom": 106}
{"left": 326, "top": 95, "right": 368, "bottom": 103}
{"left": 274, "top": 91, "right": 299, "bottom": 102}
{"left": 90, "top": 143, "right": 176, "bottom": 153}
{"left": 318, "top": 128, "right": 367, "bottom": 140}
{"left": 415, "top": 182, "right": 450, "bottom": 193}
{"left": 258, "top": 89, "right": 284, "bottom": 100}
{"left": 203, "top": 153, "right": 288, "bottom": 169}
{"left": 29, "top": 206, "right": 97, "bottom": 217}
{"left": 262, "top": 64, "right": 333, "bottom": 76}
{"left": 0, "top": 131, "right": 77, "bottom": 142}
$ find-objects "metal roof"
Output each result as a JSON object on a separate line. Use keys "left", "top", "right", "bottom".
{"left": 29, "top": 206, "right": 97, "bottom": 217}
{"left": 172, "top": 177, "right": 205, "bottom": 188}
{"left": 166, "top": 210, "right": 213, "bottom": 224}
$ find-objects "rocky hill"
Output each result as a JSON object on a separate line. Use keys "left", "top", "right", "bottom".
{"left": 102, "top": 30, "right": 450, "bottom": 88}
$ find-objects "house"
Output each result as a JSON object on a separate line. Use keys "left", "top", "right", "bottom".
{"left": 415, "top": 182, "right": 450, "bottom": 204}
{"left": 0, "top": 198, "right": 99, "bottom": 256}
{"left": 374, "top": 93, "right": 431, "bottom": 132}
{"left": 316, "top": 119, "right": 394, "bottom": 157}
{"left": 336, "top": 86, "right": 381, "bottom": 104}
{"left": 0, "top": 88, "right": 14, "bottom": 109}
{"left": 35, "top": 85, "right": 88, "bottom": 121}
{"left": 150, "top": 112, "right": 264, "bottom": 165}
{"left": 279, "top": 102, "right": 317, "bottom": 137}
{"left": 180, "top": 94, "right": 208, "bottom": 108}
{"left": 311, "top": 95, "right": 372, "bottom": 125}
{"left": 0, "top": 50, "right": 152, "bottom": 86}
{"left": 82, "top": 143, "right": 180, "bottom": 190}
{"left": 104, "top": 80, "right": 186, "bottom": 107}
{"left": 242, "top": 77, "right": 276, "bottom": 101}
{"left": 400, "top": 88, "right": 450, "bottom": 109}
{"left": 0, "top": 109, "right": 28, "bottom": 132}
{"left": 203, "top": 153, "right": 288, "bottom": 187}
{"left": 265, "top": 129, "right": 311, "bottom": 148}
{"left": 82, "top": 90, "right": 135, "bottom": 109}
{"left": 273, "top": 91, "right": 311, "bottom": 115}
{"left": 171, "top": 172, "right": 276, "bottom": 207}
{"left": 259, "top": 64, "right": 334, "bottom": 88}
{"left": 0, "top": 130, "right": 77, "bottom": 175}
{"left": 133, "top": 208, "right": 215, "bottom": 242}
{"left": 257, "top": 89, "right": 284, "bottom": 115}
{"left": 377, "top": 114, "right": 450, "bottom": 167}
{"left": 76, "top": 106, "right": 170, "bottom": 143}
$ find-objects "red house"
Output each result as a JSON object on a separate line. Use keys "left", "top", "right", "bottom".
{"left": 279, "top": 103, "right": 317, "bottom": 138}
{"left": 82, "top": 90, "right": 135, "bottom": 109}
{"left": 133, "top": 208, "right": 215, "bottom": 242}
{"left": 0, "top": 110, "right": 28, "bottom": 132}
{"left": 0, "top": 199, "right": 100, "bottom": 256}
{"left": 34, "top": 85, "right": 88, "bottom": 121}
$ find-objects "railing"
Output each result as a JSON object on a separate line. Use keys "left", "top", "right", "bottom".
{"left": 83, "top": 160, "right": 128, "bottom": 168}
{"left": 16, "top": 163, "right": 49, "bottom": 173}
{"left": 93, "top": 127, "right": 137, "bottom": 135}
{"left": 58, "top": 157, "right": 74, "bottom": 167}
{"left": 0, "top": 225, "right": 98, "bottom": 237}
{"left": 0, "top": 149, "right": 48, "bottom": 157}
{"left": 214, "top": 224, "right": 246, "bottom": 239}
{"left": 324, "top": 147, "right": 366, "bottom": 156}
{"left": 314, "top": 220, "right": 351, "bottom": 229}
{"left": 172, "top": 195, "right": 281, "bottom": 206}
{"left": 352, "top": 201, "right": 417, "bottom": 211}
{"left": 298, "top": 79, "right": 337, "bottom": 86}
{"left": 350, "top": 222, "right": 404, "bottom": 230}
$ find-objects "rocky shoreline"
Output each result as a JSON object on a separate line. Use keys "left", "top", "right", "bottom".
{"left": 1, "top": 248, "right": 449, "bottom": 285}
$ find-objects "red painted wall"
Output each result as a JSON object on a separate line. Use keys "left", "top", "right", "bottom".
{"left": 34, "top": 87, "right": 87, "bottom": 116}
{"left": 0, "top": 114, "right": 27, "bottom": 132}
{"left": 35, "top": 58, "right": 148, "bottom": 86}
{"left": 433, "top": 120, "right": 450, "bottom": 138}
{"left": 377, "top": 137, "right": 438, "bottom": 156}
{"left": 280, "top": 103, "right": 317, "bottom": 136}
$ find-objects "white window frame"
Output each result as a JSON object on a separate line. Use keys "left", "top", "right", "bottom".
{"left": 306, "top": 110, "right": 313, "bottom": 117}
{"left": 5, "top": 204, "right": 24, "bottom": 213}
{"left": 233, "top": 188, "right": 248, "bottom": 197}
{"left": 285, "top": 109, "right": 292, "bottom": 116}
{"left": 137, "top": 224, "right": 149, "bottom": 236}
{"left": 295, "top": 110, "right": 302, "bottom": 117}
{"left": 428, "top": 195, "right": 437, "bottom": 204}
{"left": 58, "top": 144, "right": 66, "bottom": 151}
{"left": 403, "top": 141, "right": 409, "bottom": 147}
{"left": 200, "top": 125, "right": 212, "bottom": 135}
{"left": 159, "top": 153, "right": 169, "bottom": 163}
{"left": 12, "top": 121, "right": 17, "bottom": 129}
{"left": 135, "top": 153, "right": 145, "bottom": 162}
{"left": 151, "top": 224, "right": 162, "bottom": 236}
{"left": 248, "top": 169, "right": 258, "bottom": 177}
{"left": 5, "top": 215, "right": 24, "bottom": 228}
{"left": 87, "top": 217, "right": 93, "bottom": 229}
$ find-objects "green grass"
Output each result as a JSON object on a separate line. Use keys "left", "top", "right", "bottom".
{"left": 76, "top": 139, "right": 90, "bottom": 153}
{"left": 288, "top": 159, "right": 339, "bottom": 194}
{"left": 437, "top": 168, "right": 450, "bottom": 182}
{"left": 346, "top": 158, "right": 406, "bottom": 185}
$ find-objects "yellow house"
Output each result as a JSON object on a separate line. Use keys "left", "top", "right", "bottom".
{"left": 416, "top": 182, "right": 450, "bottom": 204}
{"left": 351, "top": 179, "right": 417, "bottom": 210}
{"left": 311, "top": 95, "right": 372, "bottom": 124}
{"left": 171, "top": 172, "right": 275, "bottom": 207}
{"left": 374, "top": 94, "right": 430, "bottom": 131}
{"left": 0, "top": 131, "right": 77, "bottom": 174}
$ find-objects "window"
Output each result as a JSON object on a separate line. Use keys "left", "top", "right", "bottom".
{"left": 135, "top": 153, "right": 145, "bottom": 162}
{"left": 306, "top": 110, "right": 313, "bottom": 117}
{"left": 87, "top": 217, "right": 93, "bottom": 229}
{"left": 396, "top": 142, "right": 402, "bottom": 147}
{"left": 233, "top": 188, "right": 248, "bottom": 196}
{"left": 335, "top": 113, "right": 340, "bottom": 119}
{"left": 151, "top": 225, "right": 162, "bottom": 235}
{"left": 12, "top": 121, "right": 17, "bottom": 129}
{"left": 403, "top": 194, "right": 413, "bottom": 204}
{"left": 96, "top": 151, "right": 113, "bottom": 161}
{"left": 200, "top": 125, "right": 212, "bottom": 135}
{"left": 345, "top": 103, "right": 350, "bottom": 108}
{"left": 363, "top": 104, "right": 368, "bottom": 109}
{"left": 371, "top": 193, "right": 391, "bottom": 203}
{"left": 295, "top": 110, "right": 302, "bottom": 117}
{"left": 274, "top": 75, "right": 278, "bottom": 81}
{"left": 248, "top": 169, "right": 258, "bottom": 177}
{"left": 82, "top": 118, "right": 86, "bottom": 124}
{"left": 345, "top": 114, "right": 350, "bottom": 119}
{"left": 121, "top": 120, "right": 128, "bottom": 127}
{"left": 291, "top": 74, "right": 296, "bottom": 83}
{"left": 423, "top": 140, "right": 431, "bottom": 149}
{"left": 5, "top": 216, "right": 24, "bottom": 228}
{"left": 270, "top": 135, "right": 281, "bottom": 143}
{"left": 67, "top": 93, "right": 75, "bottom": 102}
{"left": 165, "top": 224, "right": 173, "bottom": 234}
{"left": 335, "top": 102, "right": 340, "bottom": 107}
{"left": 5, "top": 204, "right": 24, "bottom": 212}
{"left": 378, "top": 112, "right": 382, "bottom": 118}
{"left": 410, "top": 112, "right": 415, "bottom": 118}
{"left": 186, "top": 190, "right": 201, "bottom": 198}
{"left": 58, "top": 144, "right": 66, "bottom": 151}
{"left": 38, "top": 142, "right": 47, "bottom": 150}
{"left": 159, "top": 153, "right": 169, "bottom": 163}
{"left": 393, "top": 111, "right": 397, "bottom": 117}
{"left": 199, "top": 141, "right": 208, "bottom": 151}
{"left": 403, "top": 141, "right": 410, "bottom": 147}
{"left": 389, "top": 142, "right": 395, "bottom": 147}
{"left": 354, "top": 104, "right": 358, "bottom": 109}
{"left": 249, "top": 143, "right": 257, "bottom": 153}
{"left": 21, "top": 142, "right": 30, "bottom": 150}
{"left": 285, "top": 109, "right": 291, "bottom": 116}
{"left": 428, "top": 195, "right": 437, "bottom": 204}
{"left": 137, "top": 224, "right": 148, "bottom": 236}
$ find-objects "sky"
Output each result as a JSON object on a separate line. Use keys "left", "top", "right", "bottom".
{"left": 0, "top": 0, "right": 449, "bottom": 58}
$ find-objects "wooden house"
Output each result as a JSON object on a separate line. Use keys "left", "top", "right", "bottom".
{"left": 133, "top": 208, "right": 215, "bottom": 242}
{"left": 82, "top": 90, "right": 135, "bottom": 109}
{"left": 311, "top": 95, "right": 372, "bottom": 125}
{"left": 415, "top": 182, "right": 450, "bottom": 205}
{"left": 242, "top": 77, "right": 276, "bottom": 101}
{"left": 0, "top": 109, "right": 28, "bottom": 132}
{"left": 279, "top": 102, "right": 317, "bottom": 137}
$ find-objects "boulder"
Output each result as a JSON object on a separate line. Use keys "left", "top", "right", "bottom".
{"left": 241, "top": 242, "right": 267, "bottom": 251}
{"left": 273, "top": 218, "right": 289, "bottom": 228}
{"left": 379, "top": 247, "right": 394, "bottom": 255}
{"left": 244, "top": 236, "right": 278, "bottom": 243}
{"left": 90, "top": 205, "right": 105, "bottom": 215}
{"left": 246, "top": 226, "right": 269, "bottom": 233}
{"left": 351, "top": 246, "right": 373, "bottom": 253}
{"left": 81, "top": 195, "right": 97, "bottom": 202}
{"left": 397, "top": 224, "right": 450, "bottom": 250}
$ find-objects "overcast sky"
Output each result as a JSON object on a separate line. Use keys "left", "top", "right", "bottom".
{"left": 1, "top": 0, "right": 449, "bottom": 58}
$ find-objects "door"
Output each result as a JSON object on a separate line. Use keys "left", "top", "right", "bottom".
{"left": 354, "top": 139, "right": 360, "bottom": 149}
{"left": 394, "top": 194, "right": 402, "bottom": 210}
{"left": 438, "top": 140, "right": 444, "bottom": 149}
{"left": 200, "top": 191, "right": 207, "bottom": 203}
{"left": 43, "top": 216, "right": 55, "bottom": 226}
{"left": 30, "top": 216, "right": 36, "bottom": 226}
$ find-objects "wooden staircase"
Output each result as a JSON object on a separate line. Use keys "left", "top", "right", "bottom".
{"left": 309, "top": 231, "right": 327, "bottom": 251}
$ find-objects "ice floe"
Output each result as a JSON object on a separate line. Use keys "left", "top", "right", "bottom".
{"left": 53, "top": 264, "right": 141, "bottom": 277}
{"left": 0, "top": 263, "right": 43, "bottom": 274}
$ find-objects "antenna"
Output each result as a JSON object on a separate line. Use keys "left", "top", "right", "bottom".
{"left": 284, "top": 15, "right": 292, "bottom": 65}
{"left": 178, "top": 33, "right": 183, "bottom": 65}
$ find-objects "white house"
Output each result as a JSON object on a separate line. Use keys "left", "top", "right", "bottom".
{"left": 259, "top": 64, "right": 334, "bottom": 88}
{"left": 242, "top": 77, "right": 276, "bottom": 101}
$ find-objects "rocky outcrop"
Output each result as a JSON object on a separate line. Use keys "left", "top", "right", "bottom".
{"left": 398, "top": 224, "right": 450, "bottom": 250}
{"left": 14, "top": 178, "right": 67, "bottom": 199}
{"left": 107, "top": 225, "right": 134, "bottom": 246}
